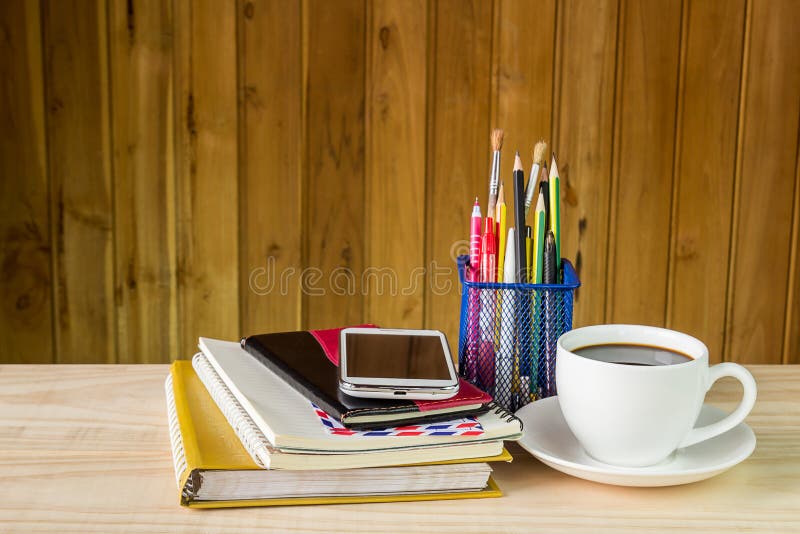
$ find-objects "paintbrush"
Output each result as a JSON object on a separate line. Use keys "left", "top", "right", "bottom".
{"left": 524, "top": 140, "right": 547, "bottom": 218}
{"left": 487, "top": 129, "right": 504, "bottom": 217}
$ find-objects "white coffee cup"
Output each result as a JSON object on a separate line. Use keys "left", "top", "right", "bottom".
{"left": 556, "top": 324, "right": 757, "bottom": 467}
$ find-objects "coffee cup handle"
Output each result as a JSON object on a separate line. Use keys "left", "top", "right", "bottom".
{"left": 678, "top": 363, "right": 757, "bottom": 449}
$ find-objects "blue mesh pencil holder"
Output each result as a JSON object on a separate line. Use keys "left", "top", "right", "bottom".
{"left": 457, "top": 255, "right": 580, "bottom": 412}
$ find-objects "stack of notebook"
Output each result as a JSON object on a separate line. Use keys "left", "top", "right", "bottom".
{"left": 166, "top": 327, "right": 523, "bottom": 508}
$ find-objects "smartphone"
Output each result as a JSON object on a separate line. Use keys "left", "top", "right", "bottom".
{"left": 338, "top": 328, "right": 459, "bottom": 400}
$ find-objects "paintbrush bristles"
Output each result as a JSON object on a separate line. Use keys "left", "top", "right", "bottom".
{"left": 514, "top": 152, "right": 523, "bottom": 172}
{"left": 533, "top": 140, "right": 547, "bottom": 165}
{"left": 491, "top": 129, "right": 504, "bottom": 152}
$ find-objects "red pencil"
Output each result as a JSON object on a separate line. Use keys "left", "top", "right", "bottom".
{"left": 480, "top": 217, "right": 496, "bottom": 283}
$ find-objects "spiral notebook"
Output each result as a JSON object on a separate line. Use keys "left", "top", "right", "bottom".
{"left": 166, "top": 361, "right": 508, "bottom": 507}
{"left": 191, "top": 353, "right": 505, "bottom": 468}
{"left": 198, "top": 338, "right": 523, "bottom": 453}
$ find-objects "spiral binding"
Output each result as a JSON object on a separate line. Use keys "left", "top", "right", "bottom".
{"left": 192, "top": 353, "right": 273, "bottom": 468}
{"left": 164, "top": 375, "right": 188, "bottom": 487}
{"left": 484, "top": 400, "right": 523, "bottom": 431}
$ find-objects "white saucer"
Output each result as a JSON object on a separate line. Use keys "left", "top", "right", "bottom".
{"left": 515, "top": 396, "right": 756, "bottom": 487}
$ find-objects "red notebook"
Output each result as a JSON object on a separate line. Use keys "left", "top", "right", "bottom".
{"left": 241, "top": 325, "right": 493, "bottom": 429}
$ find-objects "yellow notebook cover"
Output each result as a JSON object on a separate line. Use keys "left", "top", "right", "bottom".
{"left": 166, "top": 361, "right": 510, "bottom": 508}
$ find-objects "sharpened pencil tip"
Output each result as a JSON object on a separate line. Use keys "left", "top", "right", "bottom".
{"left": 514, "top": 152, "right": 523, "bottom": 172}
{"left": 536, "top": 191, "right": 545, "bottom": 212}
{"left": 549, "top": 154, "right": 559, "bottom": 179}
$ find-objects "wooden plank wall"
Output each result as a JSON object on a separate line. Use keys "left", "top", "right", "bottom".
{"left": 0, "top": 0, "right": 798, "bottom": 364}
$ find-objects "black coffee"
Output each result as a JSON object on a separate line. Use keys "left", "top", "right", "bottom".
{"left": 573, "top": 343, "right": 693, "bottom": 366}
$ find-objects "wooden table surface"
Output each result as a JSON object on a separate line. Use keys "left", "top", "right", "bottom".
{"left": 1, "top": 365, "right": 798, "bottom": 532}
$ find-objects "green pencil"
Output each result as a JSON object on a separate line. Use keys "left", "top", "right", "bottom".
{"left": 548, "top": 154, "right": 561, "bottom": 281}
{"left": 533, "top": 192, "right": 546, "bottom": 283}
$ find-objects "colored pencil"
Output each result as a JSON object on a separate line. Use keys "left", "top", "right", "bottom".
{"left": 530, "top": 193, "right": 547, "bottom": 400}
{"left": 539, "top": 162, "right": 550, "bottom": 234}
{"left": 496, "top": 183, "right": 507, "bottom": 282}
{"left": 532, "top": 192, "right": 546, "bottom": 283}
{"left": 513, "top": 153, "right": 528, "bottom": 284}
{"left": 548, "top": 154, "right": 561, "bottom": 281}
{"left": 526, "top": 226, "right": 533, "bottom": 283}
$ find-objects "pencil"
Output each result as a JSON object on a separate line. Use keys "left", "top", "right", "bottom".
{"left": 487, "top": 129, "right": 504, "bottom": 218}
{"left": 524, "top": 140, "right": 547, "bottom": 218}
{"left": 530, "top": 193, "right": 547, "bottom": 399}
{"left": 549, "top": 154, "right": 561, "bottom": 281}
{"left": 513, "top": 152, "right": 528, "bottom": 284}
{"left": 503, "top": 228, "right": 517, "bottom": 285}
{"left": 532, "top": 192, "right": 546, "bottom": 283}
{"left": 496, "top": 183, "right": 507, "bottom": 282}
{"left": 526, "top": 226, "right": 532, "bottom": 283}
{"left": 539, "top": 162, "right": 550, "bottom": 234}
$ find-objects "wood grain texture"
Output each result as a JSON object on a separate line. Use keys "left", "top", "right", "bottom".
{"left": 109, "top": 0, "right": 177, "bottom": 363}
{"left": 43, "top": 0, "right": 116, "bottom": 363}
{"left": 725, "top": 0, "right": 800, "bottom": 364}
{"left": 239, "top": 0, "right": 303, "bottom": 336}
{"left": 491, "top": 0, "right": 556, "bottom": 204}
{"left": 174, "top": 0, "right": 240, "bottom": 357}
{"left": 667, "top": 0, "right": 746, "bottom": 363}
{"left": 785, "top": 124, "right": 800, "bottom": 365}
{"left": 0, "top": 0, "right": 53, "bottom": 363}
{"left": 424, "top": 0, "right": 493, "bottom": 348}
{"left": 365, "top": 0, "right": 427, "bottom": 329}
{"left": 304, "top": 0, "right": 366, "bottom": 329}
{"left": 1, "top": 0, "right": 799, "bottom": 365}
{"left": 553, "top": 0, "right": 619, "bottom": 327}
{"left": 1, "top": 364, "right": 798, "bottom": 531}
{"left": 606, "top": 0, "right": 682, "bottom": 326}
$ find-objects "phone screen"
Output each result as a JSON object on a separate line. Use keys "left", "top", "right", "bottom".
{"left": 344, "top": 333, "right": 451, "bottom": 380}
